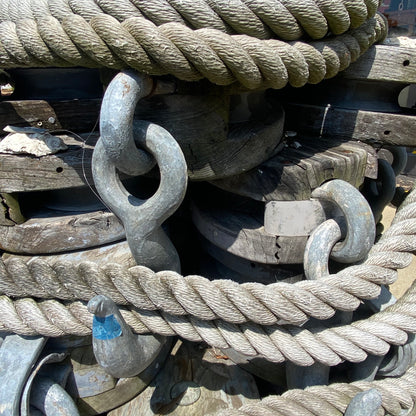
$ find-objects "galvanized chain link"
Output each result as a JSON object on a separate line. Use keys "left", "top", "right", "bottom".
{"left": 304, "top": 179, "right": 376, "bottom": 281}
{"left": 97, "top": 70, "right": 155, "bottom": 176}
{"left": 304, "top": 219, "right": 343, "bottom": 280}
{"left": 311, "top": 180, "right": 376, "bottom": 263}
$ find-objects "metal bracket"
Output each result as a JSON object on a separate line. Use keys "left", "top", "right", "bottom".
{"left": 0, "top": 334, "right": 47, "bottom": 416}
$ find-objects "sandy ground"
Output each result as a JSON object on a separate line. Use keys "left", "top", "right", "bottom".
{"left": 382, "top": 205, "right": 416, "bottom": 299}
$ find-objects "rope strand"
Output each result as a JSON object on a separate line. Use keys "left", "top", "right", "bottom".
{"left": 217, "top": 366, "right": 416, "bottom": 416}
{"left": 1, "top": 191, "right": 414, "bottom": 328}
{"left": 0, "top": 12, "right": 387, "bottom": 89}
{"left": 0, "top": 0, "right": 383, "bottom": 40}
{"left": 1, "top": 279, "right": 416, "bottom": 365}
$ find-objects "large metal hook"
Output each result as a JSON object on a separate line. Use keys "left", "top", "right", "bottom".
{"left": 99, "top": 71, "right": 155, "bottom": 176}
{"left": 92, "top": 121, "right": 187, "bottom": 272}
{"left": 99, "top": 70, "right": 176, "bottom": 176}
{"left": 94, "top": 70, "right": 187, "bottom": 272}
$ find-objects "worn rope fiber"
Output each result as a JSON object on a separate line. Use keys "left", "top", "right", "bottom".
{"left": 0, "top": 2, "right": 410, "bottom": 415}
{"left": 2, "top": 184, "right": 416, "bottom": 328}
{"left": 217, "top": 365, "right": 416, "bottom": 416}
{"left": 1, "top": 183, "right": 416, "bottom": 364}
{"left": 4, "top": 183, "right": 416, "bottom": 365}
{"left": 2, "top": 272, "right": 416, "bottom": 366}
{"left": 0, "top": 9, "right": 387, "bottom": 89}
{"left": 0, "top": 0, "right": 382, "bottom": 40}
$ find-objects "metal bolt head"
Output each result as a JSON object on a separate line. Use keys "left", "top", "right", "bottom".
{"left": 170, "top": 381, "right": 201, "bottom": 406}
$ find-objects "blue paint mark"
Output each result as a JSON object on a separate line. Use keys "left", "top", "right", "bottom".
{"left": 93, "top": 315, "right": 122, "bottom": 340}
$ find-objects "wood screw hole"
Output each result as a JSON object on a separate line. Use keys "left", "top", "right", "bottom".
{"left": 56, "top": 167, "right": 63, "bottom": 173}
{"left": 403, "top": 60, "right": 410, "bottom": 67}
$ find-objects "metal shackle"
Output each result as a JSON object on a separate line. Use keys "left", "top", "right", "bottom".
{"left": 92, "top": 121, "right": 188, "bottom": 272}
{"left": 100, "top": 70, "right": 155, "bottom": 176}
{"left": 386, "top": 145, "right": 408, "bottom": 176}
{"left": 303, "top": 219, "right": 342, "bottom": 281}
{"left": 378, "top": 333, "right": 416, "bottom": 378}
{"left": 344, "top": 389, "right": 382, "bottom": 416}
{"left": 299, "top": 219, "right": 345, "bottom": 387}
{"left": 311, "top": 179, "right": 376, "bottom": 263}
{"left": 365, "top": 158, "right": 396, "bottom": 224}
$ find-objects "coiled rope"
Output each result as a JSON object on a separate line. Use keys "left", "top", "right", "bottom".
{"left": 1, "top": 265, "right": 416, "bottom": 366}
{"left": 1, "top": 185, "right": 416, "bottom": 328}
{"left": 0, "top": 0, "right": 382, "bottom": 40}
{"left": 218, "top": 366, "right": 416, "bottom": 416}
{"left": 0, "top": 1, "right": 412, "bottom": 413}
{"left": 1, "top": 184, "right": 416, "bottom": 366}
{"left": 0, "top": 1, "right": 387, "bottom": 89}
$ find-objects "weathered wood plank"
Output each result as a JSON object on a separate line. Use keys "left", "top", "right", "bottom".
{"left": 191, "top": 200, "right": 307, "bottom": 264}
{"left": 3, "top": 240, "right": 136, "bottom": 268}
{"left": 200, "top": 235, "right": 304, "bottom": 284}
{"left": 109, "top": 341, "right": 259, "bottom": 416}
{"left": 0, "top": 209, "right": 125, "bottom": 254}
{"left": 341, "top": 45, "right": 416, "bottom": 84}
{"left": 284, "top": 103, "right": 416, "bottom": 146}
{"left": 136, "top": 92, "right": 285, "bottom": 180}
{"left": 0, "top": 97, "right": 284, "bottom": 192}
{"left": 0, "top": 133, "right": 97, "bottom": 192}
{"left": 0, "top": 99, "right": 101, "bottom": 133}
{"left": 211, "top": 138, "right": 369, "bottom": 201}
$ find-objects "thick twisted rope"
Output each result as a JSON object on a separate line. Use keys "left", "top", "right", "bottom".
{"left": 1, "top": 183, "right": 416, "bottom": 328}
{"left": 2, "top": 276, "right": 416, "bottom": 365}
{"left": 2, "top": 178, "right": 416, "bottom": 365}
{"left": 0, "top": 11, "right": 387, "bottom": 89}
{"left": 0, "top": 0, "right": 382, "bottom": 40}
{"left": 3, "top": 185, "right": 416, "bottom": 364}
{"left": 218, "top": 366, "right": 416, "bottom": 416}
{"left": 0, "top": 260, "right": 399, "bottom": 327}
